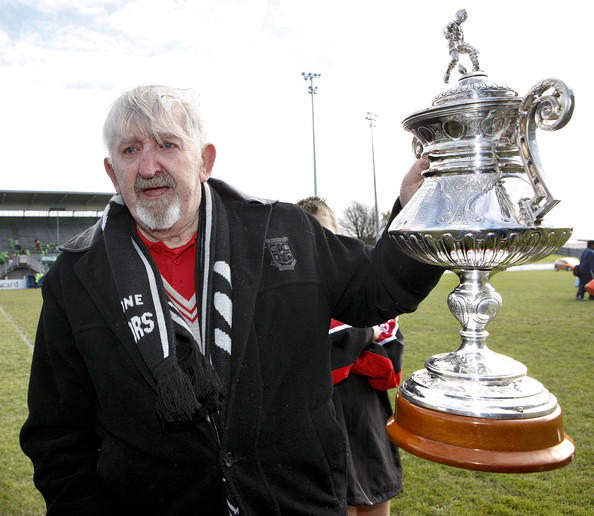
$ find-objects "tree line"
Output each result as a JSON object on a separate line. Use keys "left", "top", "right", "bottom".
{"left": 339, "top": 201, "right": 391, "bottom": 246}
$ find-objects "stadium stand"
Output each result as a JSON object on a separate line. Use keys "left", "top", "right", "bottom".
{"left": 1, "top": 191, "right": 112, "bottom": 287}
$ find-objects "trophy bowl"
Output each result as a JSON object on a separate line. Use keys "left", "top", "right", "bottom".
{"left": 385, "top": 9, "right": 575, "bottom": 473}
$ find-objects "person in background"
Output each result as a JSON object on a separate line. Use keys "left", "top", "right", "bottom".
{"left": 20, "top": 84, "right": 442, "bottom": 515}
{"left": 297, "top": 196, "right": 404, "bottom": 516}
{"left": 576, "top": 240, "right": 594, "bottom": 300}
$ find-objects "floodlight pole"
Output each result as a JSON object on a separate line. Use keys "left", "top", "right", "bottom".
{"left": 365, "top": 112, "right": 380, "bottom": 243}
{"left": 302, "top": 72, "right": 321, "bottom": 195}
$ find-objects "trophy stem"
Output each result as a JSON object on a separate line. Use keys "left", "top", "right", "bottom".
{"left": 426, "top": 269, "right": 526, "bottom": 382}
{"left": 449, "top": 269, "right": 501, "bottom": 354}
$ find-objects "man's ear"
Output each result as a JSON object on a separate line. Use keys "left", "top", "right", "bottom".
{"left": 200, "top": 144, "right": 216, "bottom": 182}
{"left": 104, "top": 158, "right": 122, "bottom": 194}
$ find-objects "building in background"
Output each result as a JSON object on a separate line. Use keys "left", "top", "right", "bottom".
{"left": 0, "top": 191, "right": 112, "bottom": 289}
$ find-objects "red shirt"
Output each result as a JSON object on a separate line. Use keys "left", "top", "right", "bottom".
{"left": 137, "top": 230, "right": 197, "bottom": 301}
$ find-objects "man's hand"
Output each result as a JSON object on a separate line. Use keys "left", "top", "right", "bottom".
{"left": 400, "top": 158, "right": 429, "bottom": 207}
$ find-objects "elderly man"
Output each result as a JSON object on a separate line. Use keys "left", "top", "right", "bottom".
{"left": 21, "top": 85, "right": 442, "bottom": 515}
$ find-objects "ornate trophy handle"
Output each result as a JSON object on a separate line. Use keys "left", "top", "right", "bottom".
{"left": 518, "top": 78, "right": 574, "bottom": 224}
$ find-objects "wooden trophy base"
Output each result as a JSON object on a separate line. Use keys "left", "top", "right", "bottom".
{"left": 386, "top": 393, "right": 575, "bottom": 473}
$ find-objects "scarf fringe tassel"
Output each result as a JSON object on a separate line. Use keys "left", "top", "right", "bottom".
{"left": 156, "top": 357, "right": 224, "bottom": 426}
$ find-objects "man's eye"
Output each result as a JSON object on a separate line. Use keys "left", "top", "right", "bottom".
{"left": 162, "top": 142, "right": 176, "bottom": 149}
{"left": 123, "top": 147, "right": 136, "bottom": 155}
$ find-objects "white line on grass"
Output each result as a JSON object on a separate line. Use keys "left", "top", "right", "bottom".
{"left": 0, "top": 305, "right": 33, "bottom": 348}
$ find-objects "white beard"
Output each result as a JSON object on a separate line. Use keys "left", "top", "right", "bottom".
{"left": 135, "top": 194, "right": 181, "bottom": 230}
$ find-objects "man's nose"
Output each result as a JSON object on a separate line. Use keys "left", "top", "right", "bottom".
{"left": 138, "top": 145, "right": 160, "bottom": 178}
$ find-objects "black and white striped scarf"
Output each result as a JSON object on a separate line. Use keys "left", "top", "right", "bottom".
{"left": 102, "top": 183, "right": 232, "bottom": 427}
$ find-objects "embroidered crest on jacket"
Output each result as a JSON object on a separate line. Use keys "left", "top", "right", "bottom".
{"left": 265, "top": 237, "right": 296, "bottom": 271}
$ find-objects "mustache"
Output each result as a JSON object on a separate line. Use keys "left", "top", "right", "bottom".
{"left": 134, "top": 173, "right": 176, "bottom": 193}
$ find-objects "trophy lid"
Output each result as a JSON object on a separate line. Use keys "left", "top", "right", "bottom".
{"left": 432, "top": 71, "right": 518, "bottom": 106}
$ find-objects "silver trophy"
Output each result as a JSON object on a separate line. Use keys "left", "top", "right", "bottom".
{"left": 386, "top": 9, "right": 575, "bottom": 472}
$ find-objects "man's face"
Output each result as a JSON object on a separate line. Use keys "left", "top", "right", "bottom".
{"left": 104, "top": 106, "right": 214, "bottom": 240}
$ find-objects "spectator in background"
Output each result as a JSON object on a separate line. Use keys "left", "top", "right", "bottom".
{"left": 576, "top": 240, "right": 594, "bottom": 300}
{"left": 297, "top": 196, "right": 404, "bottom": 516}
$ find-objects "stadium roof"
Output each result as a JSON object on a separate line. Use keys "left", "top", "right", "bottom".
{"left": 0, "top": 190, "right": 113, "bottom": 213}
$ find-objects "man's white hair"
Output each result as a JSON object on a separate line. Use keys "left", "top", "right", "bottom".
{"left": 103, "top": 85, "right": 206, "bottom": 162}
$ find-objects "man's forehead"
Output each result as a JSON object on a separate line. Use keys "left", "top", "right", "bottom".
{"left": 118, "top": 104, "right": 190, "bottom": 141}
{"left": 116, "top": 129, "right": 181, "bottom": 144}
{"left": 115, "top": 119, "right": 190, "bottom": 146}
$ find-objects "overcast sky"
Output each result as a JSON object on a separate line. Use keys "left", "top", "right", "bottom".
{"left": 1, "top": 0, "right": 591, "bottom": 241}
